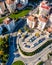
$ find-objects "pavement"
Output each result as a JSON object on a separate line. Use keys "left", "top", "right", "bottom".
{"left": 18, "top": 32, "right": 50, "bottom": 52}
{"left": 13, "top": 43, "right": 52, "bottom": 65}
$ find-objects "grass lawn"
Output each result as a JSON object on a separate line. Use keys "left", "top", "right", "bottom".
{"left": 12, "top": 60, "right": 25, "bottom": 65}
{"left": 0, "top": 6, "right": 32, "bottom": 24}
{"left": 0, "top": 17, "right": 6, "bottom": 24}
{"left": 10, "top": 9, "right": 30, "bottom": 19}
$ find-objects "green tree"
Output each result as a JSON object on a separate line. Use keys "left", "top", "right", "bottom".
{"left": 37, "top": 61, "right": 44, "bottom": 65}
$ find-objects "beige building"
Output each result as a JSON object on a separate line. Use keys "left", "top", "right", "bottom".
{"left": 27, "top": 15, "right": 37, "bottom": 28}
{"left": 0, "top": 2, "right": 6, "bottom": 15}
{"left": 39, "top": 1, "right": 51, "bottom": 16}
{"left": 5, "top": 0, "right": 16, "bottom": 13}
{"left": 37, "top": 15, "right": 48, "bottom": 31}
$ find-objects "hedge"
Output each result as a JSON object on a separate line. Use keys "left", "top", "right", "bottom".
{"left": 19, "top": 40, "right": 52, "bottom": 56}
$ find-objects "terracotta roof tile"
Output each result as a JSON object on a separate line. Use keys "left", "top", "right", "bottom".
{"left": 47, "top": 27, "right": 52, "bottom": 33}
{"left": 38, "top": 15, "right": 48, "bottom": 23}
{"left": 6, "top": 0, "right": 14, "bottom": 5}
{"left": 27, "top": 15, "right": 37, "bottom": 22}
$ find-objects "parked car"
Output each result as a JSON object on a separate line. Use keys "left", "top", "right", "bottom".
{"left": 38, "top": 38, "right": 45, "bottom": 43}
{"left": 29, "top": 36, "right": 36, "bottom": 42}
{"left": 15, "top": 54, "right": 20, "bottom": 57}
{"left": 49, "top": 33, "right": 52, "bottom": 38}
{"left": 25, "top": 45, "right": 30, "bottom": 48}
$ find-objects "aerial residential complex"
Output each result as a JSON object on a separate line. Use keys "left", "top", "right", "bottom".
{"left": 0, "top": 0, "right": 28, "bottom": 14}
{"left": 0, "top": 0, "right": 52, "bottom": 65}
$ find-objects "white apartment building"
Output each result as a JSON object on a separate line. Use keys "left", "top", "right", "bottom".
{"left": 39, "top": 1, "right": 51, "bottom": 16}
{"left": 49, "top": 14, "right": 52, "bottom": 26}
{"left": 15, "top": 0, "right": 19, "bottom": 4}
{"left": 0, "top": 7, "right": 4, "bottom": 15}
{"left": 15, "top": 0, "right": 28, "bottom": 10}
{"left": 3, "top": 17, "right": 15, "bottom": 32}
{"left": 15, "top": 0, "right": 28, "bottom": 5}
{"left": 47, "top": 14, "right": 52, "bottom": 33}
{"left": 20, "top": 0, "right": 28, "bottom": 5}
{"left": 0, "top": 2, "right": 6, "bottom": 15}
{"left": 5, "top": 0, "right": 16, "bottom": 13}
{"left": 27, "top": 15, "right": 37, "bottom": 28}
{"left": 37, "top": 15, "right": 48, "bottom": 31}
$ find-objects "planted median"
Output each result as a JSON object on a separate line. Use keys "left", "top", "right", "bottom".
{"left": 19, "top": 40, "right": 52, "bottom": 56}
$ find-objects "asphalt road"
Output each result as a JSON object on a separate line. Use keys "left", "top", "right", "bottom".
{"left": 14, "top": 41, "right": 52, "bottom": 65}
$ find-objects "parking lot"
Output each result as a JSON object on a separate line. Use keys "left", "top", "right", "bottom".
{"left": 17, "top": 27, "right": 50, "bottom": 52}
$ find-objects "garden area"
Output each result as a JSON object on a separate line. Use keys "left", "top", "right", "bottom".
{"left": 0, "top": 35, "right": 9, "bottom": 64}
{"left": 0, "top": 6, "right": 32, "bottom": 24}
{"left": 12, "top": 60, "right": 25, "bottom": 65}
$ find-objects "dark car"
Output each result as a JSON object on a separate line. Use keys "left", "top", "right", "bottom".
{"left": 15, "top": 54, "right": 20, "bottom": 57}
{"left": 38, "top": 57, "right": 41, "bottom": 60}
{"left": 49, "top": 33, "right": 52, "bottom": 38}
{"left": 29, "top": 36, "right": 37, "bottom": 42}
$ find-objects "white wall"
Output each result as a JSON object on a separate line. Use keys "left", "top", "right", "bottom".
{"left": 37, "top": 20, "right": 46, "bottom": 31}
{"left": 6, "top": 2, "right": 16, "bottom": 13}
{"left": 27, "top": 18, "right": 35, "bottom": 28}
{"left": 15, "top": 0, "right": 19, "bottom": 4}
{"left": 20, "top": 0, "right": 28, "bottom": 5}
{"left": 0, "top": 8, "right": 3, "bottom": 14}
{"left": 49, "top": 14, "right": 52, "bottom": 27}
